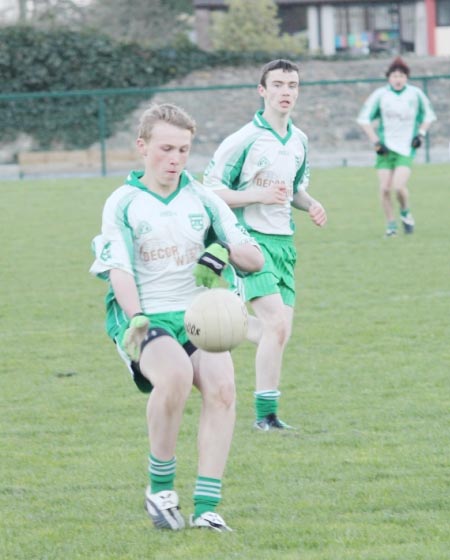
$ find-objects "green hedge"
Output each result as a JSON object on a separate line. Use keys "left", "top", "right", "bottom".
{"left": 0, "top": 26, "right": 206, "bottom": 148}
{"left": 0, "top": 25, "right": 298, "bottom": 149}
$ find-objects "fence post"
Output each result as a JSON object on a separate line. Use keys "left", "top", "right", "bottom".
{"left": 97, "top": 97, "right": 107, "bottom": 176}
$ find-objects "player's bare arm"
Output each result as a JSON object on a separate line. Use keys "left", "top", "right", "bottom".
{"left": 359, "top": 122, "right": 379, "bottom": 144}
{"left": 292, "top": 190, "right": 327, "bottom": 227}
{"left": 229, "top": 243, "right": 264, "bottom": 272}
{"left": 109, "top": 268, "right": 143, "bottom": 317}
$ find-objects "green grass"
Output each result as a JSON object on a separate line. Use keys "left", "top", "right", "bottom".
{"left": 1, "top": 164, "right": 449, "bottom": 559}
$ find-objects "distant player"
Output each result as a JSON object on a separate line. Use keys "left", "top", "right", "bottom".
{"left": 203, "top": 59, "right": 327, "bottom": 431}
{"left": 357, "top": 57, "right": 436, "bottom": 237}
{"left": 90, "top": 103, "right": 263, "bottom": 531}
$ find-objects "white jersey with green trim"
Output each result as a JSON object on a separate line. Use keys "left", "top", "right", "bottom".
{"left": 357, "top": 84, "right": 436, "bottom": 156}
{"left": 90, "top": 170, "right": 257, "bottom": 314}
{"left": 203, "top": 110, "right": 309, "bottom": 236}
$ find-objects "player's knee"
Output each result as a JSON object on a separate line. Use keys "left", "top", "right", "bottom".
{"left": 219, "top": 378, "right": 236, "bottom": 409}
{"left": 169, "top": 367, "right": 193, "bottom": 394}
{"left": 380, "top": 184, "right": 391, "bottom": 196}
{"left": 206, "top": 375, "right": 236, "bottom": 409}
{"left": 393, "top": 184, "right": 408, "bottom": 195}
{"left": 263, "top": 317, "right": 289, "bottom": 346}
{"left": 162, "top": 372, "right": 193, "bottom": 411}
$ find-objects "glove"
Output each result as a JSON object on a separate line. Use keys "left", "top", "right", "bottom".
{"left": 411, "top": 134, "right": 424, "bottom": 149}
{"left": 374, "top": 142, "right": 389, "bottom": 155}
{"left": 123, "top": 313, "right": 150, "bottom": 362}
{"left": 194, "top": 241, "right": 230, "bottom": 288}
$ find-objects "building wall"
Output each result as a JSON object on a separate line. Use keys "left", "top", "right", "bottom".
{"left": 0, "top": 0, "right": 18, "bottom": 21}
{"left": 436, "top": 26, "right": 450, "bottom": 54}
{"left": 194, "top": 8, "right": 213, "bottom": 51}
{"left": 415, "top": 1, "right": 429, "bottom": 54}
{"left": 193, "top": 1, "right": 447, "bottom": 57}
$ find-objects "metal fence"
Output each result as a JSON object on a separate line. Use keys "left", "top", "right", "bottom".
{"left": 1, "top": 74, "right": 449, "bottom": 179}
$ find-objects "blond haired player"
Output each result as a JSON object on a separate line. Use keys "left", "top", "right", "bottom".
{"left": 90, "top": 103, "right": 263, "bottom": 531}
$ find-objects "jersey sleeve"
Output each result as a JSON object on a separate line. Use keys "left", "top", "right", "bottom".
{"left": 293, "top": 133, "right": 310, "bottom": 193}
{"left": 195, "top": 183, "right": 259, "bottom": 247}
{"left": 417, "top": 88, "right": 437, "bottom": 125}
{"left": 203, "top": 128, "right": 255, "bottom": 191}
{"left": 357, "top": 88, "right": 383, "bottom": 124}
{"left": 89, "top": 189, "right": 135, "bottom": 280}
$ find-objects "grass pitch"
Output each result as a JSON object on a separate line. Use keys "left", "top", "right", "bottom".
{"left": 1, "top": 164, "right": 449, "bottom": 559}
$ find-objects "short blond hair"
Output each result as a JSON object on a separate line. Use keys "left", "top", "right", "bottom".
{"left": 138, "top": 103, "right": 197, "bottom": 141}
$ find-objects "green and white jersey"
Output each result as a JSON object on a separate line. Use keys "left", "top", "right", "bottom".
{"left": 357, "top": 84, "right": 436, "bottom": 156}
{"left": 203, "top": 110, "right": 310, "bottom": 236}
{"left": 90, "top": 170, "right": 257, "bottom": 335}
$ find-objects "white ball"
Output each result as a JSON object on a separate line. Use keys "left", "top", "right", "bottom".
{"left": 184, "top": 288, "right": 248, "bottom": 352}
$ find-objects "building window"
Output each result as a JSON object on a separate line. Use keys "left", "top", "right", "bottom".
{"left": 334, "top": 4, "right": 413, "bottom": 54}
{"left": 436, "top": 0, "right": 450, "bottom": 26}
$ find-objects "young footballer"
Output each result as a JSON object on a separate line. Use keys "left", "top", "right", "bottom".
{"left": 90, "top": 103, "right": 263, "bottom": 531}
{"left": 203, "top": 59, "right": 327, "bottom": 431}
{"left": 357, "top": 57, "right": 436, "bottom": 237}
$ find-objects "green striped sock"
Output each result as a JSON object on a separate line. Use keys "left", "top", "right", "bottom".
{"left": 254, "top": 390, "right": 281, "bottom": 421}
{"left": 148, "top": 454, "right": 176, "bottom": 493}
{"left": 193, "top": 476, "right": 222, "bottom": 518}
{"left": 387, "top": 220, "right": 397, "bottom": 231}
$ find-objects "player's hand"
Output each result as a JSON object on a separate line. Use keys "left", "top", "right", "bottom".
{"left": 411, "top": 135, "right": 423, "bottom": 149}
{"left": 194, "top": 242, "right": 230, "bottom": 288}
{"left": 309, "top": 203, "right": 327, "bottom": 227}
{"left": 123, "top": 313, "right": 150, "bottom": 362}
{"left": 258, "top": 183, "right": 288, "bottom": 205}
{"left": 374, "top": 142, "right": 389, "bottom": 155}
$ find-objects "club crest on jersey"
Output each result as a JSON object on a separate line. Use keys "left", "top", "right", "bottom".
{"left": 100, "top": 242, "right": 112, "bottom": 261}
{"left": 189, "top": 214, "right": 204, "bottom": 231}
{"left": 136, "top": 221, "right": 152, "bottom": 238}
{"left": 257, "top": 156, "right": 270, "bottom": 168}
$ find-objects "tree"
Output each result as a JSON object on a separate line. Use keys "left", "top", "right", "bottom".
{"left": 10, "top": 1, "right": 194, "bottom": 47}
{"left": 84, "top": 0, "right": 193, "bottom": 48}
{"left": 0, "top": 25, "right": 206, "bottom": 150}
{"left": 210, "top": 0, "right": 305, "bottom": 55}
{"left": 14, "top": 0, "right": 87, "bottom": 27}
{"left": 18, "top": 0, "right": 27, "bottom": 22}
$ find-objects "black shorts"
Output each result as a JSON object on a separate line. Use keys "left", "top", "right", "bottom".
{"left": 129, "top": 327, "right": 197, "bottom": 393}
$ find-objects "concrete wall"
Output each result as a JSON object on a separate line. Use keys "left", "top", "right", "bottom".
{"left": 194, "top": 8, "right": 213, "bottom": 51}
{"left": 436, "top": 27, "right": 450, "bottom": 56}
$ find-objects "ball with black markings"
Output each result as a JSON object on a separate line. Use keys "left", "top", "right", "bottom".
{"left": 184, "top": 288, "right": 248, "bottom": 352}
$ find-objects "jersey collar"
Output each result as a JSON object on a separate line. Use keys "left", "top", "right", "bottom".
{"left": 253, "top": 110, "right": 293, "bottom": 144}
{"left": 388, "top": 84, "right": 407, "bottom": 95}
{"left": 125, "top": 170, "right": 190, "bottom": 202}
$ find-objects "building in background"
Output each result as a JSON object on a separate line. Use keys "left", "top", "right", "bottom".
{"left": 0, "top": 0, "right": 18, "bottom": 21}
{"left": 193, "top": 0, "right": 450, "bottom": 56}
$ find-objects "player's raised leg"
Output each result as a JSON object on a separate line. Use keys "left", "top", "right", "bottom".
{"left": 141, "top": 335, "right": 193, "bottom": 530}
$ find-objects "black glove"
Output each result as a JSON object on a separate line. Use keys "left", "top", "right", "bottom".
{"left": 411, "top": 134, "right": 423, "bottom": 149}
{"left": 374, "top": 142, "right": 389, "bottom": 155}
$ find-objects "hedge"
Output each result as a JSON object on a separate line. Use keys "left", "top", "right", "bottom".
{"left": 0, "top": 25, "right": 302, "bottom": 149}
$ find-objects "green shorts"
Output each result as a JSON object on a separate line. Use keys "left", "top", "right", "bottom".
{"left": 116, "top": 310, "right": 195, "bottom": 393}
{"left": 116, "top": 310, "right": 190, "bottom": 351}
{"left": 375, "top": 150, "right": 413, "bottom": 169}
{"left": 222, "top": 264, "right": 246, "bottom": 299}
{"left": 242, "top": 232, "right": 297, "bottom": 307}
